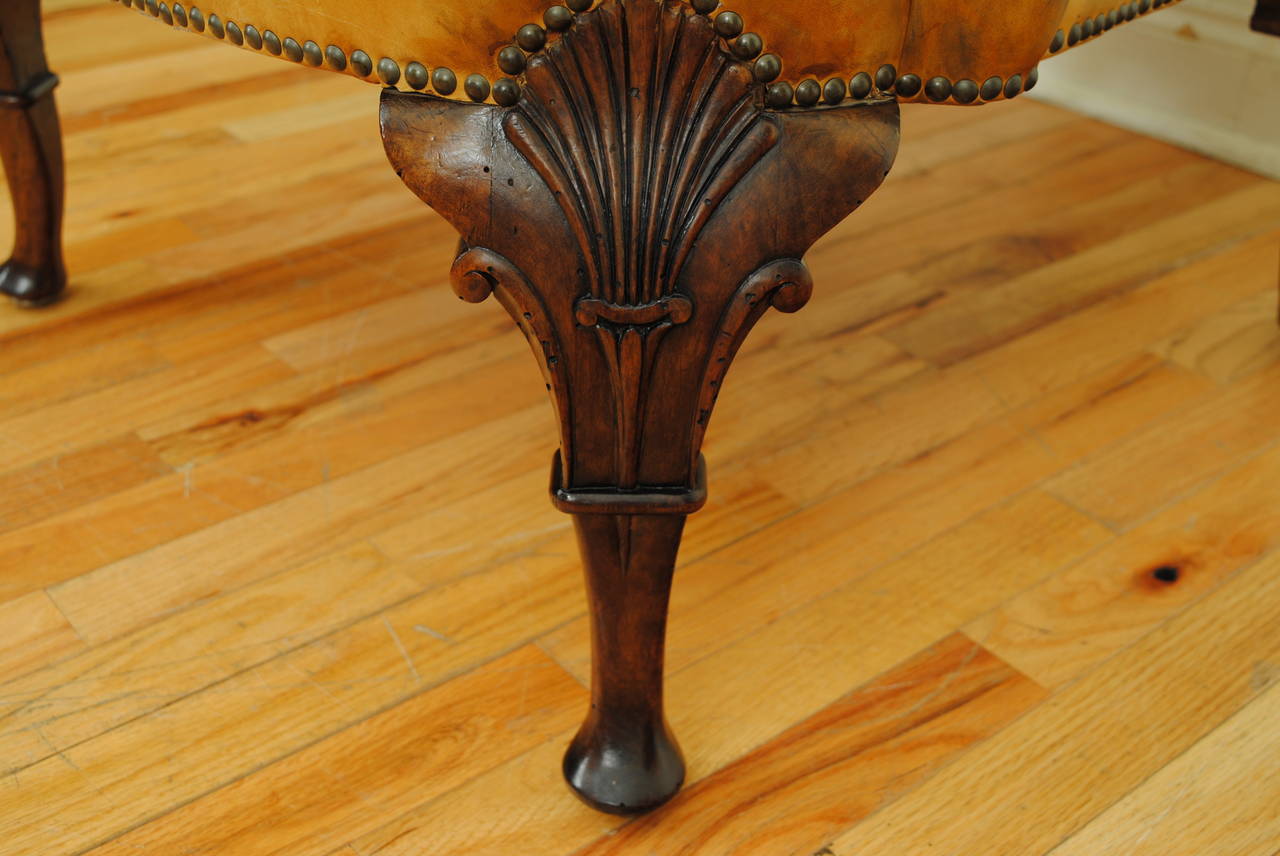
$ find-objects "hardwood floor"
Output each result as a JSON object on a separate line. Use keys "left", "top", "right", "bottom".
{"left": 2, "top": 3, "right": 1279, "bottom": 854}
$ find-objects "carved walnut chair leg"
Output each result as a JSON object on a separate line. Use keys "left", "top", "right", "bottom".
{"left": 0, "top": 0, "right": 67, "bottom": 307}
{"left": 381, "top": 0, "right": 899, "bottom": 813}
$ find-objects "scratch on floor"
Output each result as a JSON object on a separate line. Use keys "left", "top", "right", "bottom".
{"left": 32, "top": 724, "right": 80, "bottom": 773}
{"left": 280, "top": 658, "right": 350, "bottom": 711}
{"left": 382, "top": 617, "right": 421, "bottom": 684}
{"left": 413, "top": 624, "right": 456, "bottom": 645}
{"left": 175, "top": 461, "right": 195, "bottom": 498}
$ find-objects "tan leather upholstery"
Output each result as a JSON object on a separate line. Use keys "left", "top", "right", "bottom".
{"left": 112, "top": 0, "right": 1183, "bottom": 104}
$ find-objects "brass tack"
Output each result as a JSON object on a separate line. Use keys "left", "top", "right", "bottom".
{"left": 432, "top": 66, "right": 458, "bottom": 95}
{"left": 516, "top": 24, "right": 547, "bottom": 52}
{"left": 822, "top": 76, "right": 846, "bottom": 105}
{"left": 894, "top": 73, "right": 921, "bottom": 97}
{"left": 1003, "top": 73, "right": 1023, "bottom": 99}
{"left": 794, "top": 78, "right": 821, "bottom": 107}
{"left": 753, "top": 53, "right": 781, "bottom": 83}
{"left": 731, "top": 32, "right": 762, "bottom": 60}
{"left": 207, "top": 13, "right": 223, "bottom": 38}
{"left": 952, "top": 78, "right": 978, "bottom": 103}
{"left": 493, "top": 77, "right": 521, "bottom": 106}
{"left": 405, "top": 61, "right": 429, "bottom": 90}
{"left": 691, "top": 0, "right": 718, "bottom": 13}
{"left": 377, "top": 57, "right": 400, "bottom": 85}
{"left": 1050, "top": 29, "right": 1065, "bottom": 52}
{"left": 1068, "top": 22, "right": 1081, "bottom": 45}
{"left": 303, "top": 40, "right": 323, "bottom": 66}
{"left": 158, "top": 2, "right": 173, "bottom": 25}
{"left": 924, "top": 75, "right": 952, "bottom": 102}
{"left": 498, "top": 46, "right": 527, "bottom": 75}
{"left": 325, "top": 45, "right": 347, "bottom": 71}
{"left": 764, "top": 81, "right": 793, "bottom": 109}
{"left": 464, "top": 73, "right": 491, "bottom": 102}
{"left": 567, "top": 0, "right": 591, "bottom": 11}
{"left": 980, "top": 75, "right": 1002, "bottom": 100}
{"left": 544, "top": 5, "right": 573, "bottom": 30}
{"left": 244, "top": 24, "right": 262, "bottom": 49}
{"left": 1025, "top": 66, "right": 1039, "bottom": 92}
{"left": 351, "top": 50, "right": 373, "bottom": 77}
{"left": 189, "top": 6, "right": 204, "bottom": 30}
{"left": 225, "top": 20, "right": 243, "bottom": 45}
{"left": 849, "top": 71, "right": 872, "bottom": 99}
{"left": 875, "top": 64, "right": 896, "bottom": 91}
{"left": 283, "top": 37, "right": 304, "bottom": 62}
{"left": 263, "top": 30, "right": 282, "bottom": 55}
{"left": 714, "top": 11, "right": 743, "bottom": 37}
{"left": 172, "top": 2, "right": 186, "bottom": 25}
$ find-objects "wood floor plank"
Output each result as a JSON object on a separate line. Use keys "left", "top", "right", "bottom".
{"left": 850, "top": 113, "right": 1139, "bottom": 236}
{"left": 0, "top": 344, "right": 296, "bottom": 475}
{"left": 967, "top": 228, "right": 1280, "bottom": 409}
{"left": 45, "top": 405, "right": 552, "bottom": 643}
{"left": 348, "top": 735, "right": 618, "bottom": 856}
{"left": 1047, "top": 679, "right": 1280, "bottom": 856}
{"left": 827, "top": 548, "right": 1280, "bottom": 856}
{"left": 0, "top": 216, "right": 448, "bottom": 372}
{"left": 81, "top": 645, "right": 585, "bottom": 856}
{"left": 883, "top": 181, "right": 1280, "bottom": 365}
{"left": 819, "top": 124, "right": 1206, "bottom": 302}
{"left": 0, "top": 434, "right": 171, "bottom": 542}
{"left": 1004, "top": 353, "right": 1213, "bottom": 465}
{"left": 0, "top": 592, "right": 83, "bottom": 686}
{"left": 1154, "top": 287, "right": 1280, "bottom": 384}
{"left": 1044, "top": 361, "right": 1280, "bottom": 529}
{"left": 364, "top": 490, "right": 1100, "bottom": 855}
{"left": 969, "top": 437, "right": 1280, "bottom": 689}
{"left": 574, "top": 634, "right": 1046, "bottom": 856}
{"left": 541, "top": 428, "right": 1104, "bottom": 685}
{"left": 0, "top": 543, "right": 420, "bottom": 773}
{"left": 0, "top": 339, "right": 169, "bottom": 422}
{"left": 0, "top": 547, "right": 587, "bottom": 855}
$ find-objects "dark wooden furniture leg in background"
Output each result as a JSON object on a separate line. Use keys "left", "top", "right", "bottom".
{"left": 1253, "top": 0, "right": 1280, "bottom": 34}
{"left": 0, "top": 0, "right": 66, "bottom": 307}
{"left": 382, "top": 0, "right": 900, "bottom": 814}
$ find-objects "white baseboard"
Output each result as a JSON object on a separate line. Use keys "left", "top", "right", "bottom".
{"left": 1029, "top": 0, "right": 1280, "bottom": 179}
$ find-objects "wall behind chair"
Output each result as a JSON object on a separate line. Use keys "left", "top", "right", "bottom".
{"left": 1030, "top": 0, "right": 1280, "bottom": 179}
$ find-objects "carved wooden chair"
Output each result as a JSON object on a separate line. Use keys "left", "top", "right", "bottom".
{"left": 2, "top": 0, "right": 1274, "bottom": 814}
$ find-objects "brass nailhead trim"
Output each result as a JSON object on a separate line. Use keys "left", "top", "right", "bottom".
{"left": 119, "top": 0, "right": 1179, "bottom": 108}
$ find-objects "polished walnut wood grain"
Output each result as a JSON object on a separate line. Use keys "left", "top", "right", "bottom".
{"left": 381, "top": 0, "right": 898, "bottom": 811}
{"left": 0, "top": 0, "right": 66, "bottom": 306}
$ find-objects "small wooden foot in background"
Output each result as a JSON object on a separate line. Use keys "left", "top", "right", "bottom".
{"left": 0, "top": 0, "right": 67, "bottom": 307}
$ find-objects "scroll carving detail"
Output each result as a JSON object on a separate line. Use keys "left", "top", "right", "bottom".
{"left": 382, "top": 0, "right": 900, "bottom": 496}
{"left": 381, "top": 0, "right": 901, "bottom": 815}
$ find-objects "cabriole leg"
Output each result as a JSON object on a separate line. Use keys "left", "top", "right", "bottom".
{"left": 0, "top": 0, "right": 66, "bottom": 307}
{"left": 563, "top": 512, "right": 687, "bottom": 813}
{"left": 380, "top": 0, "right": 900, "bottom": 813}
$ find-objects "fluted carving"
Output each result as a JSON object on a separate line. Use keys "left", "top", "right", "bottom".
{"left": 380, "top": 0, "right": 901, "bottom": 813}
